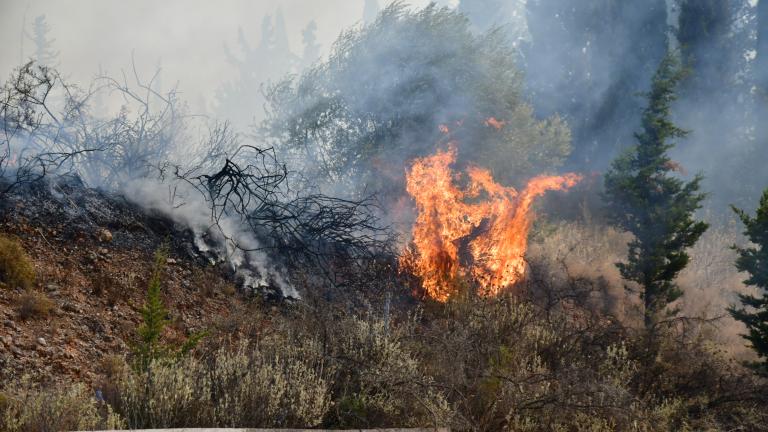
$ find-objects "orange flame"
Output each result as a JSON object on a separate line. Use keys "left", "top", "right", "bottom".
{"left": 484, "top": 117, "right": 506, "bottom": 130}
{"left": 400, "top": 146, "right": 581, "bottom": 301}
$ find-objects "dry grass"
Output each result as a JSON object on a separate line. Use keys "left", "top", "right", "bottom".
{"left": 528, "top": 220, "right": 755, "bottom": 350}
{"left": 17, "top": 290, "right": 54, "bottom": 319}
{"left": 0, "top": 234, "right": 35, "bottom": 290}
{"left": 0, "top": 376, "right": 124, "bottom": 432}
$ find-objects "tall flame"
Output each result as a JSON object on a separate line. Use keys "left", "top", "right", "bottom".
{"left": 400, "top": 145, "right": 581, "bottom": 301}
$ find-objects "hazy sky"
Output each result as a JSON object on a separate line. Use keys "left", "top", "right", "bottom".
{"left": 0, "top": 0, "right": 439, "bottom": 112}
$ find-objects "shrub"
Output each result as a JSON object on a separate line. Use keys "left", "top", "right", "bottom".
{"left": 0, "top": 234, "right": 35, "bottom": 289}
{"left": 320, "top": 312, "right": 453, "bottom": 428}
{"left": 0, "top": 376, "right": 124, "bottom": 431}
{"left": 91, "top": 270, "right": 133, "bottom": 306}
{"left": 17, "top": 291, "right": 54, "bottom": 319}
{"left": 111, "top": 337, "right": 331, "bottom": 428}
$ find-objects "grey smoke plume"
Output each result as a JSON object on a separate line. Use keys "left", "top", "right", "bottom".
{"left": 259, "top": 2, "right": 571, "bottom": 210}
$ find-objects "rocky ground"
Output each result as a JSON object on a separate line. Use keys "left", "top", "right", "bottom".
{"left": 0, "top": 178, "right": 259, "bottom": 386}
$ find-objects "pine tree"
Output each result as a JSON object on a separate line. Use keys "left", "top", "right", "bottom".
{"left": 754, "top": 1, "right": 768, "bottom": 200}
{"left": 134, "top": 248, "right": 170, "bottom": 371}
{"left": 133, "top": 247, "right": 205, "bottom": 372}
{"left": 301, "top": 20, "right": 321, "bottom": 70}
{"left": 26, "top": 15, "right": 59, "bottom": 67}
{"left": 603, "top": 53, "right": 708, "bottom": 329}
{"left": 674, "top": 0, "right": 755, "bottom": 213}
{"left": 729, "top": 189, "right": 768, "bottom": 376}
{"left": 216, "top": 12, "right": 298, "bottom": 129}
{"left": 525, "top": 0, "right": 668, "bottom": 169}
{"left": 677, "top": 0, "right": 749, "bottom": 97}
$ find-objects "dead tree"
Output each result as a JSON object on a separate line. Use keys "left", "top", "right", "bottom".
{"left": 177, "top": 144, "right": 394, "bottom": 286}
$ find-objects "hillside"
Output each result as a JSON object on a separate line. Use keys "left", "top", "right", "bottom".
{"left": 0, "top": 179, "right": 258, "bottom": 386}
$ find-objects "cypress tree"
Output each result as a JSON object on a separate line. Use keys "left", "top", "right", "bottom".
{"left": 604, "top": 53, "right": 708, "bottom": 329}
{"left": 730, "top": 189, "right": 768, "bottom": 376}
{"left": 134, "top": 248, "right": 171, "bottom": 371}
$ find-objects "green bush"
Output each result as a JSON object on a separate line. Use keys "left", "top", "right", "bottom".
{"left": 0, "top": 234, "right": 35, "bottom": 290}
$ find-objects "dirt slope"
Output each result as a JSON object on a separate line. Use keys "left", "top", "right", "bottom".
{"left": 0, "top": 179, "right": 255, "bottom": 386}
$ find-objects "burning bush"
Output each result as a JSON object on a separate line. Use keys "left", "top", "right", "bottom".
{"left": 262, "top": 3, "right": 570, "bottom": 197}
{"left": 400, "top": 145, "right": 581, "bottom": 301}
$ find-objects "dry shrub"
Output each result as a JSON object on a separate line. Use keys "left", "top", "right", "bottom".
{"left": 193, "top": 267, "right": 235, "bottom": 298}
{"left": 0, "top": 234, "right": 35, "bottom": 290}
{"left": 0, "top": 376, "right": 124, "bottom": 431}
{"left": 317, "top": 311, "right": 453, "bottom": 428}
{"left": 411, "top": 290, "right": 768, "bottom": 432}
{"left": 527, "top": 221, "right": 638, "bottom": 320}
{"left": 91, "top": 270, "right": 133, "bottom": 306}
{"left": 528, "top": 221, "right": 757, "bottom": 351}
{"left": 17, "top": 290, "right": 54, "bottom": 319}
{"left": 109, "top": 336, "right": 331, "bottom": 429}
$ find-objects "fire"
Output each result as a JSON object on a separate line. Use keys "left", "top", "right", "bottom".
{"left": 400, "top": 145, "right": 581, "bottom": 301}
{"left": 484, "top": 117, "right": 506, "bottom": 130}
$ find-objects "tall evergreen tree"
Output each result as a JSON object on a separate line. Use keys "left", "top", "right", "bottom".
{"left": 675, "top": 0, "right": 752, "bottom": 95}
{"left": 753, "top": 1, "right": 768, "bottom": 202}
{"left": 216, "top": 12, "right": 298, "bottom": 129}
{"left": 729, "top": 189, "right": 768, "bottom": 376}
{"left": 673, "top": 0, "right": 755, "bottom": 213}
{"left": 300, "top": 20, "right": 321, "bottom": 70}
{"left": 677, "top": 0, "right": 733, "bottom": 96}
{"left": 604, "top": 53, "right": 708, "bottom": 329}
{"left": 525, "top": 0, "right": 668, "bottom": 169}
{"left": 26, "top": 14, "right": 59, "bottom": 67}
{"left": 273, "top": 7, "right": 293, "bottom": 70}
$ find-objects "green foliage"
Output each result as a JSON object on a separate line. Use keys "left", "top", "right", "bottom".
{"left": 730, "top": 188, "right": 768, "bottom": 375}
{"left": 262, "top": 2, "right": 570, "bottom": 195}
{"left": 0, "top": 234, "right": 35, "bottom": 290}
{"left": 604, "top": 53, "right": 708, "bottom": 328}
{"left": 132, "top": 247, "right": 204, "bottom": 371}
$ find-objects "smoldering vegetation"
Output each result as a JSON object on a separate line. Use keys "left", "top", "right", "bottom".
{"left": 1, "top": 1, "right": 768, "bottom": 431}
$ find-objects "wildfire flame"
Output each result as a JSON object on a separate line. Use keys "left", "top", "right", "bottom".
{"left": 484, "top": 117, "right": 506, "bottom": 130}
{"left": 400, "top": 145, "right": 582, "bottom": 301}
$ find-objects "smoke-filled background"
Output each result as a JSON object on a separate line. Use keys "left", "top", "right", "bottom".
{"left": 3, "top": 0, "right": 763, "bottom": 211}
{"left": 0, "top": 0, "right": 443, "bottom": 125}
{"left": 1, "top": 0, "right": 767, "bottom": 326}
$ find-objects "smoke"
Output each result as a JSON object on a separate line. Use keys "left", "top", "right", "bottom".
{"left": 122, "top": 176, "right": 297, "bottom": 298}
{"left": 0, "top": 61, "right": 303, "bottom": 298}
{"left": 259, "top": 2, "right": 572, "bottom": 214}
